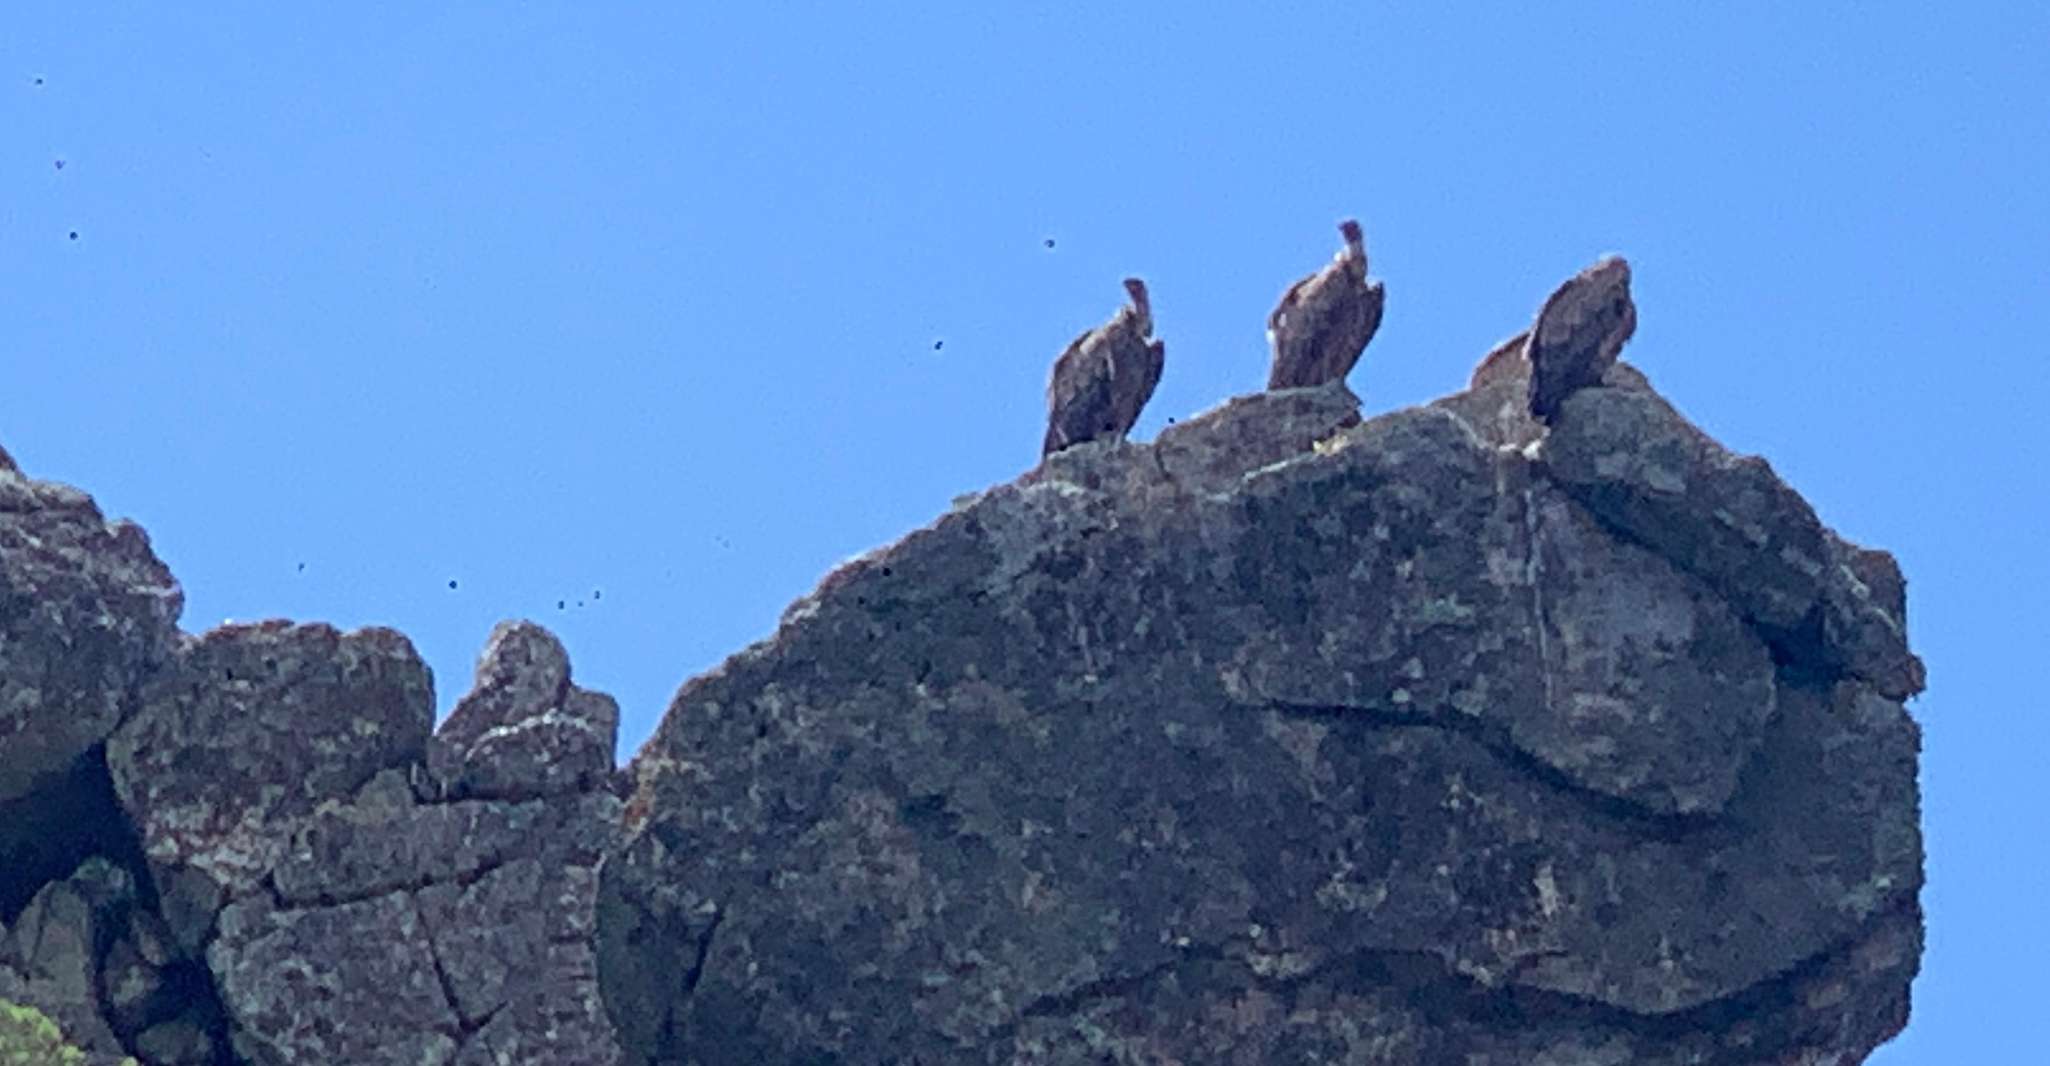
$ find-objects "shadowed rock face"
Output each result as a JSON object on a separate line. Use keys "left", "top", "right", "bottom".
{"left": 602, "top": 367, "right": 1922, "bottom": 1065}
{"left": 1539, "top": 388, "right": 1925, "bottom": 701}
{"left": 0, "top": 472, "right": 182, "bottom": 809}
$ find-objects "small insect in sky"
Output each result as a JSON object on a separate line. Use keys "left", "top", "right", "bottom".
{"left": 1044, "top": 238, "right": 1056, "bottom": 249}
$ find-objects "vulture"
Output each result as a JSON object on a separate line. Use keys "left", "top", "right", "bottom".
{"left": 1526, "top": 255, "right": 1637, "bottom": 424}
{"left": 1042, "top": 278, "right": 1165, "bottom": 457}
{"left": 1266, "top": 219, "right": 1386, "bottom": 390}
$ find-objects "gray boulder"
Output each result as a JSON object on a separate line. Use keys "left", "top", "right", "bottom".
{"left": 0, "top": 464, "right": 181, "bottom": 808}
{"left": 601, "top": 365, "right": 1922, "bottom": 1064}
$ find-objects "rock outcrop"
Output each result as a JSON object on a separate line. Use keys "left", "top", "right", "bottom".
{"left": 2, "top": 448, "right": 623, "bottom": 1065}
{"left": 1, "top": 293, "right": 1923, "bottom": 1063}
{"left": 0, "top": 470, "right": 181, "bottom": 811}
{"left": 600, "top": 363, "right": 1923, "bottom": 1063}
{"left": 116, "top": 620, "right": 622, "bottom": 1065}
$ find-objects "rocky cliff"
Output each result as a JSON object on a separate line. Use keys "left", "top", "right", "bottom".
{"left": 2, "top": 333, "right": 1924, "bottom": 1063}
{"left": 1, "top": 461, "right": 621, "bottom": 1064}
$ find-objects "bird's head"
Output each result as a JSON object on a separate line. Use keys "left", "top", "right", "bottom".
{"left": 1122, "top": 277, "right": 1152, "bottom": 331}
{"left": 1339, "top": 219, "right": 1365, "bottom": 258}
{"left": 1588, "top": 255, "right": 1631, "bottom": 289}
{"left": 1336, "top": 220, "right": 1369, "bottom": 280}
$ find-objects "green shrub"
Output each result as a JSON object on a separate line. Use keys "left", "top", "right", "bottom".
{"left": 0, "top": 1001, "right": 136, "bottom": 1066}
{"left": 0, "top": 1000, "right": 88, "bottom": 1065}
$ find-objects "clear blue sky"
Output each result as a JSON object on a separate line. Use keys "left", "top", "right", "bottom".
{"left": 3, "top": 5, "right": 2041, "bottom": 1059}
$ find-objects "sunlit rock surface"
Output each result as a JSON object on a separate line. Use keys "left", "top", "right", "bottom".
{"left": 601, "top": 361, "right": 1922, "bottom": 1064}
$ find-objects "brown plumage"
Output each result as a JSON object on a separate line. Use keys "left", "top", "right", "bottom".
{"left": 1042, "top": 278, "right": 1165, "bottom": 457}
{"left": 1468, "top": 329, "right": 1532, "bottom": 389}
{"left": 1527, "top": 255, "right": 1636, "bottom": 424}
{"left": 1266, "top": 219, "right": 1386, "bottom": 390}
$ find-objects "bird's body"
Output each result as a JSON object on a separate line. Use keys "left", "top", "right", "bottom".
{"left": 1042, "top": 278, "right": 1165, "bottom": 457}
{"left": 1527, "top": 256, "right": 1636, "bottom": 424}
{"left": 1266, "top": 220, "right": 1385, "bottom": 390}
{"left": 1468, "top": 329, "right": 1533, "bottom": 389}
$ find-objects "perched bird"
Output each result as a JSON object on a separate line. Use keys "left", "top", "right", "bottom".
{"left": 1266, "top": 219, "right": 1386, "bottom": 390}
{"left": 1042, "top": 278, "right": 1165, "bottom": 457}
{"left": 1527, "top": 255, "right": 1636, "bottom": 424}
{"left": 1467, "top": 329, "right": 1532, "bottom": 389}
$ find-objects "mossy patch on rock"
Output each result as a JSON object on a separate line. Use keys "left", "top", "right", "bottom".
{"left": 0, "top": 999, "right": 134, "bottom": 1066}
